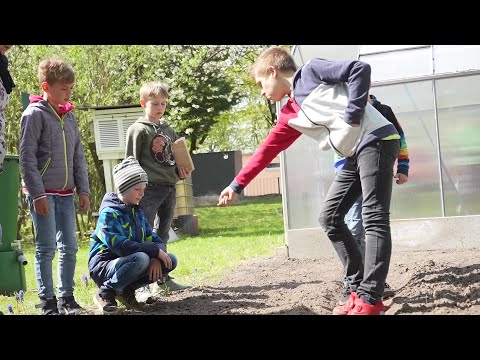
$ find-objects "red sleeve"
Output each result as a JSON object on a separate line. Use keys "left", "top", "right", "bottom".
{"left": 230, "top": 100, "right": 301, "bottom": 192}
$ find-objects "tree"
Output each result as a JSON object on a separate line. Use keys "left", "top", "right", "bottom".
{"left": 5, "top": 45, "right": 269, "bottom": 239}
{"left": 197, "top": 45, "right": 288, "bottom": 153}
{"left": 153, "top": 45, "right": 243, "bottom": 153}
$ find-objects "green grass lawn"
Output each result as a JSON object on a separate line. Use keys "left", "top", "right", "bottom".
{"left": 0, "top": 195, "right": 285, "bottom": 315}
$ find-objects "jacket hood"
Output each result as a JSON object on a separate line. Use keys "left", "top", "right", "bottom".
{"left": 136, "top": 116, "right": 172, "bottom": 129}
{"left": 99, "top": 192, "right": 139, "bottom": 214}
{"left": 29, "top": 94, "right": 75, "bottom": 115}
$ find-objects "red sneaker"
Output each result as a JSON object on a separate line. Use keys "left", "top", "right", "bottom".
{"left": 333, "top": 292, "right": 358, "bottom": 315}
{"left": 347, "top": 297, "right": 389, "bottom": 315}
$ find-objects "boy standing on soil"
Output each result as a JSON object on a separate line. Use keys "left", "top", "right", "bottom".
{"left": 20, "top": 58, "right": 90, "bottom": 315}
{"left": 218, "top": 46, "right": 400, "bottom": 315}
{"left": 125, "top": 81, "right": 191, "bottom": 302}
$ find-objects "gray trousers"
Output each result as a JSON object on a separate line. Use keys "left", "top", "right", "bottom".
{"left": 319, "top": 139, "right": 400, "bottom": 304}
{"left": 139, "top": 183, "right": 176, "bottom": 245}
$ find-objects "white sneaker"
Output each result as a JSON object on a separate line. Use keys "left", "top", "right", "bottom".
{"left": 135, "top": 286, "right": 155, "bottom": 304}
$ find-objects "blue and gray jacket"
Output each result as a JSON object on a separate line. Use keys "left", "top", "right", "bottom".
{"left": 88, "top": 192, "right": 166, "bottom": 281}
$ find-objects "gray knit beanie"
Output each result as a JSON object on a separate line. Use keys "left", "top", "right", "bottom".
{"left": 113, "top": 156, "right": 148, "bottom": 195}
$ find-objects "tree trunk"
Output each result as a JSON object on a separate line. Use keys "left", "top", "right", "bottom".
{"left": 190, "top": 133, "right": 198, "bottom": 154}
{"left": 266, "top": 99, "right": 277, "bottom": 126}
{"left": 16, "top": 183, "right": 30, "bottom": 242}
{"left": 87, "top": 141, "right": 106, "bottom": 194}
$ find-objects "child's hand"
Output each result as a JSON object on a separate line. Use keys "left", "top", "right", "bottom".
{"left": 158, "top": 249, "right": 172, "bottom": 270}
{"left": 178, "top": 166, "right": 191, "bottom": 180}
{"left": 78, "top": 193, "right": 90, "bottom": 212}
{"left": 34, "top": 197, "right": 49, "bottom": 215}
{"left": 148, "top": 258, "right": 163, "bottom": 282}
{"left": 217, "top": 186, "right": 237, "bottom": 207}
{"left": 394, "top": 173, "right": 408, "bottom": 185}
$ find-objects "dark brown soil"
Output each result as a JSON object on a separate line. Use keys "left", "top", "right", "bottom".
{"left": 130, "top": 248, "right": 480, "bottom": 315}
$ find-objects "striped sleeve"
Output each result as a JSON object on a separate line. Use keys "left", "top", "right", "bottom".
{"left": 397, "top": 126, "right": 409, "bottom": 176}
{"left": 375, "top": 102, "right": 409, "bottom": 176}
{"left": 390, "top": 112, "right": 409, "bottom": 176}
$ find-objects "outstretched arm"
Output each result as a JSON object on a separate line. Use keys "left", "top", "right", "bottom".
{"left": 218, "top": 111, "right": 301, "bottom": 206}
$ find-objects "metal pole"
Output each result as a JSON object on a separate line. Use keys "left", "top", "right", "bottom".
{"left": 431, "top": 46, "right": 446, "bottom": 217}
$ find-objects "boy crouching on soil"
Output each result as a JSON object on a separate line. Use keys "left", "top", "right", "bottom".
{"left": 88, "top": 156, "right": 179, "bottom": 314}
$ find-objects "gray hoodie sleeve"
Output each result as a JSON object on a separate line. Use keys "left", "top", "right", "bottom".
{"left": 125, "top": 122, "right": 145, "bottom": 160}
{"left": 303, "top": 59, "right": 371, "bottom": 126}
{"left": 72, "top": 115, "right": 90, "bottom": 196}
{"left": 19, "top": 111, "right": 46, "bottom": 199}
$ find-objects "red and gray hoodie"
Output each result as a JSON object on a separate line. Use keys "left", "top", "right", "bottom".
{"left": 19, "top": 95, "right": 90, "bottom": 200}
{"left": 230, "top": 59, "right": 398, "bottom": 193}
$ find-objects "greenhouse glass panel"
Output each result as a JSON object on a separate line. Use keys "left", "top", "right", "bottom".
{"left": 436, "top": 75, "right": 480, "bottom": 216}
{"left": 359, "top": 45, "right": 427, "bottom": 55}
{"left": 360, "top": 47, "right": 432, "bottom": 82}
{"left": 367, "top": 81, "right": 442, "bottom": 218}
{"left": 283, "top": 133, "right": 335, "bottom": 230}
{"left": 434, "top": 45, "right": 480, "bottom": 74}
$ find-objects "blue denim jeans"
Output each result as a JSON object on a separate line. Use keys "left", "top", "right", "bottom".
{"left": 27, "top": 194, "right": 78, "bottom": 299}
{"left": 99, "top": 252, "right": 178, "bottom": 294}
{"left": 319, "top": 139, "right": 400, "bottom": 303}
{"left": 139, "top": 183, "right": 176, "bottom": 244}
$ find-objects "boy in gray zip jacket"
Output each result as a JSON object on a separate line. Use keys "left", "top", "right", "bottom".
{"left": 19, "top": 58, "right": 90, "bottom": 315}
{"left": 218, "top": 47, "right": 400, "bottom": 315}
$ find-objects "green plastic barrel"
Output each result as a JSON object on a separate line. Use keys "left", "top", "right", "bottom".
{"left": 0, "top": 155, "right": 26, "bottom": 295}
{"left": 0, "top": 251, "right": 27, "bottom": 295}
{"left": 0, "top": 155, "right": 19, "bottom": 252}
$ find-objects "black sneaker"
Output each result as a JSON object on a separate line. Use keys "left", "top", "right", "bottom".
{"left": 117, "top": 286, "right": 141, "bottom": 309}
{"left": 93, "top": 290, "right": 120, "bottom": 315}
{"left": 338, "top": 287, "right": 351, "bottom": 306}
{"left": 382, "top": 283, "right": 395, "bottom": 299}
{"left": 58, "top": 295, "right": 84, "bottom": 315}
{"left": 35, "top": 296, "right": 59, "bottom": 315}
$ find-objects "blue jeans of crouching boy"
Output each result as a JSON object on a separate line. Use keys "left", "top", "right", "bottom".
{"left": 319, "top": 139, "right": 400, "bottom": 304}
{"left": 97, "top": 252, "right": 178, "bottom": 295}
{"left": 27, "top": 194, "right": 78, "bottom": 299}
{"left": 139, "top": 183, "right": 176, "bottom": 244}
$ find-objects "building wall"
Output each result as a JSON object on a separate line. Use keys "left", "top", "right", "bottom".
{"left": 191, "top": 151, "right": 243, "bottom": 197}
{"left": 241, "top": 154, "right": 282, "bottom": 197}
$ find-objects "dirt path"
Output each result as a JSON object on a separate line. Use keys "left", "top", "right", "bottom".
{"left": 132, "top": 248, "right": 480, "bottom": 315}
